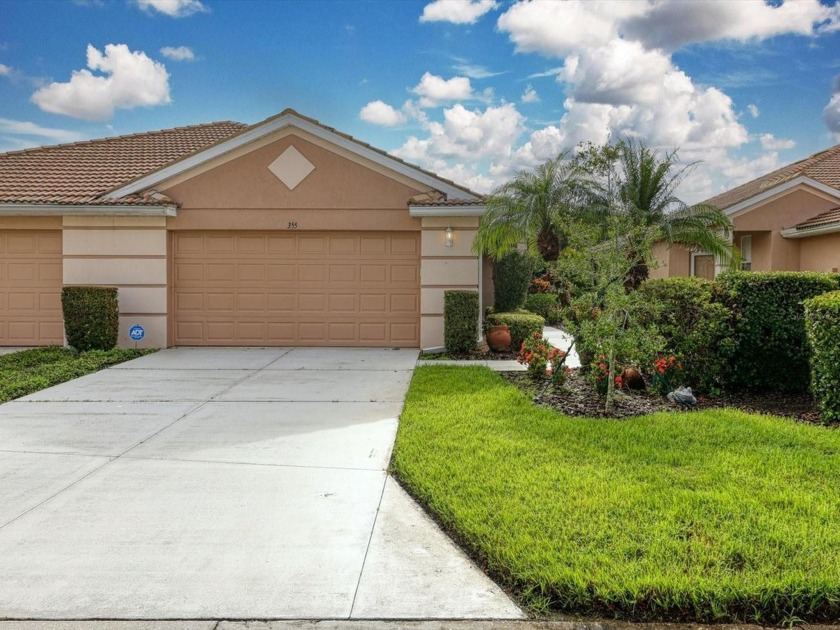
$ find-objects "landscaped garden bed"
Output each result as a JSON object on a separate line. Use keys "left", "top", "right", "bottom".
{"left": 502, "top": 369, "right": 822, "bottom": 424}
{"left": 0, "top": 346, "right": 154, "bottom": 404}
{"left": 393, "top": 365, "right": 840, "bottom": 623}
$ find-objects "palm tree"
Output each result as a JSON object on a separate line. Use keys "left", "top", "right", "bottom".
{"left": 473, "top": 151, "right": 585, "bottom": 261}
{"left": 584, "top": 140, "right": 735, "bottom": 289}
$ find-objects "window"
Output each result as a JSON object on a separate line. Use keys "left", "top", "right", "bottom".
{"left": 740, "top": 235, "right": 752, "bottom": 271}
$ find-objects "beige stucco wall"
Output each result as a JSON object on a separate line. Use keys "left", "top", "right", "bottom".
{"left": 734, "top": 231, "right": 772, "bottom": 271}
{"left": 649, "top": 241, "right": 670, "bottom": 279}
{"left": 731, "top": 186, "right": 839, "bottom": 231}
{"left": 799, "top": 232, "right": 840, "bottom": 272}
{"left": 62, "top": 216, "right": 167, "bottom": 348}
{"left": 419, "top": 216, "right": 481, "bottom": 349}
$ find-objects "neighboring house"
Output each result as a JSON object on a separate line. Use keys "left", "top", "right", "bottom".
{"left": 650, "top": 142, "right": 840, "bottom": 280}
{"left": 0, "top": 109, "right": 491, "bottom": 350}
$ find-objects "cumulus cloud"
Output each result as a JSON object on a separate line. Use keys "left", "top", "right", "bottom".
{"left": 31, "top": 44, "right": 171, "bottom": 120}
{"left": 759, "top": 133, "right": 795, "bottom": 150}
{"left": 359, "top": 100, "right": 407, "bottom": 126}
{"left": 160, "top": 45, "right": 195, "bottom": 61}
{"left": 0, "top": 63, "right": 9, "bottom": 76}
{"left": 134, "top": 0, "right": 207, "bottom": 17}
{"left": 411, "top": 72, "right": 473, "bottom": 107}
{"left": 824, "top": 75, "right": 840, "bottom": 142}
{"left": 420, "top": 0, "right": 498, "bottom": 24}
{"left": 747, "top": 104, "right": 760, "bottom": 118}
{"left": 521, "top": 84, "right": 539, "bottom": 103}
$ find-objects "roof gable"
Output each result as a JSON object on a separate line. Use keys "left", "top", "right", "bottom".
{"left": 105, "top": 109, "right": 480, "bottom": 203}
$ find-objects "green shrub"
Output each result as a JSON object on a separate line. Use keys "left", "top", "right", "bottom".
{"left": 444, "top": 290, "right": 479, "bottom": 354}
{"left": 486, "top": 311, "right": 545, "bottom": 350}
{"left": 493, "top": 251, "right": 532, "bottom": 312}
{"left": 61, "top": 286, "right": 119, "bottom": 351}
{"left": 638, "top": 277, "right": 735, "bottom": 392}
{"left": 523, "top": 293, "right": 559, "bottom": 322}
{"left": 804, "top": 291, "right": 840, "bottom": 422}
{"left": 717, "top": 271, "right": 837, "bottom": 392}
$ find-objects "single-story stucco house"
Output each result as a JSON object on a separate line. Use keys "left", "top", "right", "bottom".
{"left": 651, "top": 142, "right": 840, "bottom": 280}
{"left": 0, "top": 109, "right": 492, "bottom": 350}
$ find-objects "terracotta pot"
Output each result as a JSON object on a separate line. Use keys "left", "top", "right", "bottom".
{"left": 620, "top": 367, "right": 646, "bottom": 390}
{"left": 486, "top": 325, "right": 512, "bottom": 352}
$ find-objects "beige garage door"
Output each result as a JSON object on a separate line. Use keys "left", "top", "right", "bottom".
{"left": 173, "top": 231, "right": 420, "bottom": 346}
{"left": 0, "top": 230, "right": 63, "bottom": 346}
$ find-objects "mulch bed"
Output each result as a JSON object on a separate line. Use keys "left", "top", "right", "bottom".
{"left": 422, "top": 342, "right": 520, "bottom": 362}
{"left": 500, "top": 369, "right": 826, "bottom": 425}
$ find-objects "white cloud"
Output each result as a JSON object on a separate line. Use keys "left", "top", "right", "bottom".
{"left": 0, "top": 118, "right": 85, "bottom": 151}
{"left": 31, "top": 44, "right": 171, "bottom": 121}
{"left": 521, "top": 84, "right": 539, "bottom": 103}
{"left": 160, "top": 46, "right": 195, "bottom": 61}
{"left": 359, "top": 100, "right": 407, "bottom": 126}
{"left": 134, "top": 0, "right": 207, "bottom": 17}
{"left": 411, "top": 72, "right": 473, "bottom": 107}
{"left": 759, "top": 133, "right": 795, "bottom": 150}
{"left": 825, "top": 93, "right": 840, "bottom": 142}
{"left": 747, "top": 104, "right": 760, "bottom": 118}
{"left": 452, "top": 59, "right": 504, "bottom": 79}
{"left": 0, "top": 63, "right": 9, "bottom": 76}
{"left": 420, "top": 0, "right": 498, "bottom": 25}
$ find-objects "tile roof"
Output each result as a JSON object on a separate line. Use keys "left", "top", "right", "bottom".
{"left": 705, "top": 142, "right": 840, "bottom": 210}
{"left": 791, "top": 206, "right": 840, "bottom": 232}
{"left": 0, "top": 121, "right": 247, "bottom": 206}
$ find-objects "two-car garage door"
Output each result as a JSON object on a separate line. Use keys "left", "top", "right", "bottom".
{"left": 173, "top": 231, "right": 420, "bottom": 347}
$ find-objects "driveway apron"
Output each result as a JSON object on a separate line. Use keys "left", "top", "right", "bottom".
{"left": 0, "top": 347, "right": 522, "bottom": 620}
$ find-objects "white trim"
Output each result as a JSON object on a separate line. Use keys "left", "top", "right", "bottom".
{"left": 724, "top": 176, "right": 840, "bottom": 217}
{"left": 781, "top": 223, "right": 840, "bottom": 239}
{"left": 0, "top": 203, "right": 177, "bottom": 217}
{"left": 106, "top": 111, "right": 478, "bottom": 202}
{"left": 690, "top": 251, "right": 716, "bottom": 278}
{"left": 409, "top": 204, "right": 487, "bottom": 217}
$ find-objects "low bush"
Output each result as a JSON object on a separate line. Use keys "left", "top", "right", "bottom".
{"left": 804, "top": 290, "right": 840, "bottom": 422}
{"left": 717, "top": 272, "right": 837, "bottom": 392}
{"left": 638, "top": 277, "right": 734, "bottom": 392}
{"left": 61, "top": 286, "right": 119, "bottom": 351}
{"left": 486, "top": 310, "right": 544, "bottom": 350}
{"left": 523, "top": 293, "right": 560, "bottom": 322}
{"left": 493, "top": 251, "right": 533, "bottom": 312}
{"left": 444, "top": 290, "right": 479, "bottom": 354}
{"left": 517, "top": 331, "right": 567, "bottom": 381}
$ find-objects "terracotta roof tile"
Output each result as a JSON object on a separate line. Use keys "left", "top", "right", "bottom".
{"left": 0, "top": 121, "right": 247, "bottom": 206}
{"left": 791, "top": 206, "right": 840, "bottom": 231}
{"left": 704, "top": 142, "right": 840, "bottom": 210}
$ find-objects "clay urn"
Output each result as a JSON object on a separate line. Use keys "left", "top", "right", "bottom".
{"left": 486, "top": 325, "right": 512, "bottom": 352}
{"left": 620, "top": 367, "right": 646, "bottom": 390}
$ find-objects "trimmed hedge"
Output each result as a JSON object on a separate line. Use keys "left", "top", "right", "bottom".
{"left": 61, "top": 286, "right": 119, "bottom": 351}
{"left": 444, "top": 290, "right": 479, "bottom": 354}
{"left": 804, "top": 291, "right": 840, "bottom": 422}
{"left": 717, "top": 271, "right": 837, "bottom": 392}
{"left": 639, "top": 277, "right": 735, "bottom": 392}
{"left": 486, "top": 310, "right": 545, "bottom": 350}
{"left": 493, "top": 251, "right": 532, "bottom": 312}
{"left": 524, "top": 293, "right": 560, "bottom": 322}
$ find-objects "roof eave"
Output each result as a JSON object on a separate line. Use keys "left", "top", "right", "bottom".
{"left": 724, "top": 176, "right": 840, "bottom": 217}
{"left": 781, "top": 223, "right": 840, "bottom": 239}
{"left": 0, "top": 203, "right": 177, "bottom": 217}
{"left": 105, "top": 111, "right": 480, "bottom": 202}
{"left": 408, "top": 204, "right": 487, "bottom": 217}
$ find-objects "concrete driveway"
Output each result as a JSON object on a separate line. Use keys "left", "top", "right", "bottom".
{"left": 0, "top": 347, "right": 522, "bottom": 620}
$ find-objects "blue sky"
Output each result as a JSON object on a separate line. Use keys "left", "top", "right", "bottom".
{"left": 1, "top": 0, "right": 840, "bottom": 202}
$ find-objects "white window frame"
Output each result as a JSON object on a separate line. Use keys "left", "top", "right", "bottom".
{"left": 740, "top": 235, "right": 752, "bottom": 271}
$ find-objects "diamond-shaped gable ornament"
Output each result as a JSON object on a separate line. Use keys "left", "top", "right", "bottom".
{"left": 268, "top": 146, "right": 315, "bottom": 190}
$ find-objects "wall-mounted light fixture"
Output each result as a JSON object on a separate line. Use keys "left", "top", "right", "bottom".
{"left": 445, "top": 225, "right": 453, "bottom": 248}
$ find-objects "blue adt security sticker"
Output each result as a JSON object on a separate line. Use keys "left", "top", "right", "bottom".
{"left": 129, "top": 325, "right": 145, "bottom": 341}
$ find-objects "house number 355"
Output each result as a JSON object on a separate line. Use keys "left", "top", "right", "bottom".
{"left": 287, "top": 222, "right": 298, "bottom": 229}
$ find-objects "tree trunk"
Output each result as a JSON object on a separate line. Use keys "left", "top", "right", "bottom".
{"left": 537, "top": 228, "right": 564, "bottom": 262}
{"left": 624, "top": 255, "right": 649, "bottom": 292}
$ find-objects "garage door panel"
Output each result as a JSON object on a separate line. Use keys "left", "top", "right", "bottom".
{"left": 173, "top": 231, "right": 420, "bottom": 347}
{"left": 0, "top": 230, "right": 63, "bottom": 346}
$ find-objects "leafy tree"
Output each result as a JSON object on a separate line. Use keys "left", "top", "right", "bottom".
{"left": 575, "top": 140, "right": 736, "bottom": 289}
{"left": 474, "top": 152, "right": 585, "bottom": 261}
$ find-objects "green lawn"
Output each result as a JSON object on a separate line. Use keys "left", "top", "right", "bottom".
{"left": 392, "top": 365, "right": 840, "bottom": 624}
{"left": 0, "top": 346, "right": 153, "bottom": 403}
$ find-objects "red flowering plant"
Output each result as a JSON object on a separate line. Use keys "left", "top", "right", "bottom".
{"left": 651, "top": 355, "right": 683, "bottom": 396}
{"left": 591, "top": 354, "right": 620, "bottom": 395}
{"left": 517, "top": 331, "right": 568, "bottom": 382}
